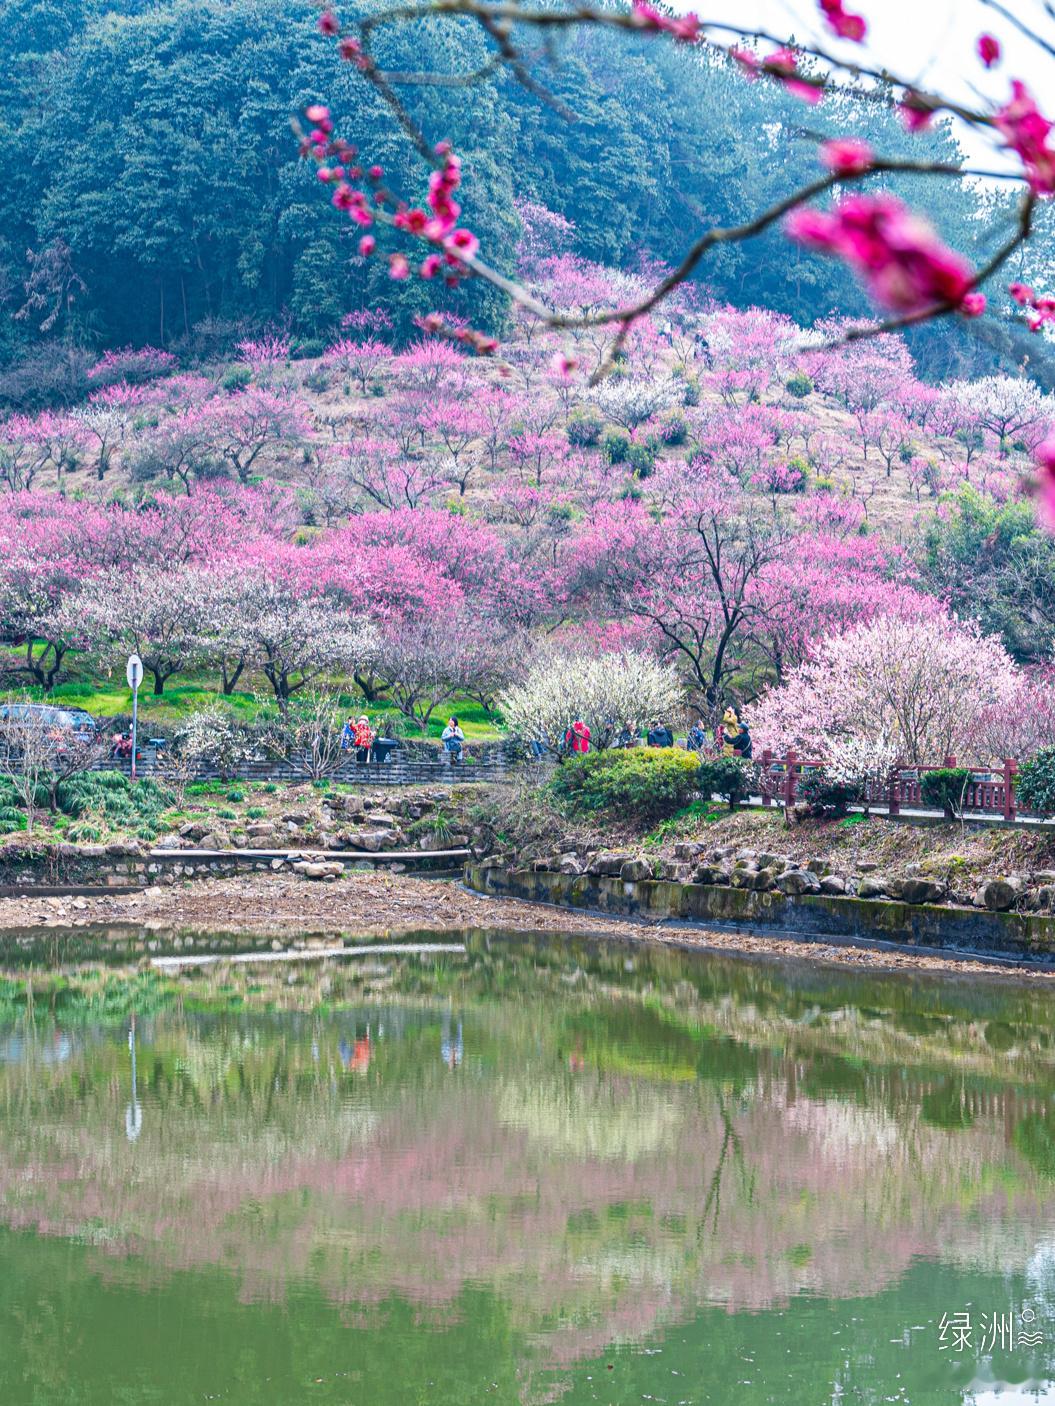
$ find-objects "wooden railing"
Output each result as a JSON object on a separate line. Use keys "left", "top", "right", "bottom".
{"left": 757, "top": 750, "right": 1022, "bottom": 820}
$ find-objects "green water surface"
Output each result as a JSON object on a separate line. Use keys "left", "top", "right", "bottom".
{"left": 2, "top": 928, "right": 1055, "bottom": 1404}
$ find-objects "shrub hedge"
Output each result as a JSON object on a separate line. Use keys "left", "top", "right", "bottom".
{"left": 549, "top": 747, "right": 700, "bottom": 821}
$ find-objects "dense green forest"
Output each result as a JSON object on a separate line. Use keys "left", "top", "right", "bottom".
{"left": 2, "top": 0, "right": 1052, "bottom": 391}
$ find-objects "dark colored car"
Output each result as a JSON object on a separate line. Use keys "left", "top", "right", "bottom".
{"left": 0, "top": 703, "right": 98, "bottom": 747}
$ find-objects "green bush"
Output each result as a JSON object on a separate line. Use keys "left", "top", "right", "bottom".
{"left": 1017, "top": 748, "right": 1055, "bottom": 815}
{"left": 226, "top": 788, "right": 245, "bottom": 802}
{"left": 601, "top": 428, "right": 631, "bottom": 464}
{"left": 919, "top": 768, "right": 972, "bottom": 819}
{"left": 785, "top": 372, "right": 813, "bottom": 399}
{"left": 221, "top": 365, "right": 252, "bottom": 393}
{"left": 294, "top": 337, "right": 325, "bottom": 359}
{"left": 0, "top": 807, "right": 27, "bottom": 833}
{"left": 796, "top": 768, "right": 859, "bottom": 817}
{"left": 566, "top": 408, "right": 603, "bottom": 447}
{"left": 302, "top": 367, "right": 330, "bottom": 393}
{"left": 549, "top": 748, "right": 700, "bottom": 822}
{"left": 55, "top": 771, "right": 172, "bottom": 826}
{"left": 625, "top": 440, "right": 657, "bottom": 477}
{"left": 246, "top": 806, "right": 267, "bottom": 819}
{"left": 681, "top": 375, "right": 700, "bottom": 407}
{"left": 658, "top": 410, "right": 687, "bottom": 445}
{"left": 696, "top": 756, "right": 755, "bottom": 810}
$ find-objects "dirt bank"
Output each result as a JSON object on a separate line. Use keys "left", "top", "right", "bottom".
{"left": 1, "top": 872, "right": 1053, "bottom": 983}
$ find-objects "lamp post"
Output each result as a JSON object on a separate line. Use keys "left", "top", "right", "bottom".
{"left": 125, "top": 1014, "right": 142, "bottom": 1143}
{"left": 126, "top": 653, "right": 143, "bottom": 780}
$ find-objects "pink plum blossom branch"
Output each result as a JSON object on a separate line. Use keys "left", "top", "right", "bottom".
{"left": 302, "top": 0, "right": 1052, "bottom": 379}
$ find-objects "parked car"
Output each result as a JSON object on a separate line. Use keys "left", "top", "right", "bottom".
{"left": 0, "top": 703, "right": 99, "bottom": 749}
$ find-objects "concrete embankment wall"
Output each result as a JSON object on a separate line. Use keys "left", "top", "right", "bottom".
{"left": 464, "top": 863, "right": 1055, "bottom": 963}
{"left": 0, "top": 844, "right": 465, "bottom": 894}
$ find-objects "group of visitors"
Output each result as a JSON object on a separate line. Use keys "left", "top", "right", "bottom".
{"left": 339, "top": 713, "right": 464, "bottom": 765}
{"left": 527, "top": 707, "right": 751, "bottom": 760}
{"left": 341, "top": 714, "right": 376, "bottom": 762}
{"left": 683, "top": 707, "right": 753, "bottom": 759}
{"left": 340, "top": 715, "right": 401, "bottom": 764}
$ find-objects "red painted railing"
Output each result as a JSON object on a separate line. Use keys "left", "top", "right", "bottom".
{"left": 757, "top": 750, "right": 1022, "bottom": 820}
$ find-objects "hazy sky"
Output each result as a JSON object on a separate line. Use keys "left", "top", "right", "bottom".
{"left": 697, "top": 0, "right": 1053, "bottom": 166}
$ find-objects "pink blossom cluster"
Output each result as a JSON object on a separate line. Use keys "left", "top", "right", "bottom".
{"left": 977, "top": 34, "right": 1001, "bottom": 68}
{"left": 750, "top": 461, "right": 805, "bottom": 496}
{"left": 819, "top": 138, "right": 873, "bottom": 175}
{"left": 1037, "top": 437, "right": 1055, "bottom": 526}
{"left": 340, "top": 307, "right": 393, "bottom": 333}
{"left": 630, "top": 0, "right": 703, "bottom": 43}
{"left": 235, "top": 335, "right": 290, "bottom": 366}
{"left": 817, "top": 0, "right": 867, "bottom": 43}
{"left": 304, "top": 92, "right": 482, "bottom": 293}
{"left": 416, "top": 314, "right": 498, "bottom": 356}
{"left": 786, "top": 194, "right": 983, "bottom": 317}
{"left": 731, "top": 46, "right": 823, "bottom": 104}
{"left": 86, "top": 346, "right": 177, "bottom": 386}
{"left": 1009, "top": 282, "right": 1055, "bottom": 333}
{"left": 995, "top": 82, "right": 1055, "bottom": 196}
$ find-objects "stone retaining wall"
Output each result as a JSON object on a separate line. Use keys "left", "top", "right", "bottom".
{"left": 464, "top": 863, "right": 1055, "bottom": 963}
{"left": 0, "top": 842, "right": 463, "bottom": 892}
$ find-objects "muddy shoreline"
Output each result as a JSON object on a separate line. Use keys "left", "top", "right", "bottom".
{"left": 0, "top": 872, "right": 1053, "bottom": 983}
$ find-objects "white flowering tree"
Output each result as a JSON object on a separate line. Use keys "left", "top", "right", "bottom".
{"left": 58, "top": 565, "right": 211, "bottom": 695}
{"left": 214, "top": 576, "right": 377, "bottom": 704}
{"left": 158, "top": 705, "right": 254, "bottom": 803}
{"left": 592, "top": 377, "right": 679, "bottom": 431}
{"left": 499, "top": 649, "right": 683, "bottom": 754}
{"left": 944, "top": 376, "right": 1054, "bottom": 452}
{"left": 747, "top": 614, "right": 1021, "bottom": 765}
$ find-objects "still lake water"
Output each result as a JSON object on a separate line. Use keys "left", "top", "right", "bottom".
{"left": 2, "top": 926, "right": 1055, "bottom": 1404}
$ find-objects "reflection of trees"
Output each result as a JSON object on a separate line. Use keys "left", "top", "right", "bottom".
{"left": 1, "top": 939, "right": 1055, "bottom": 1374}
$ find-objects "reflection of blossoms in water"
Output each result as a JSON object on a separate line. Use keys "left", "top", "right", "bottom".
{"left": 783, "top": 1097, "right": 902, "bottom": 1161}
{"left": 496, "top": 1079, "right": 681, "bottom": 1162}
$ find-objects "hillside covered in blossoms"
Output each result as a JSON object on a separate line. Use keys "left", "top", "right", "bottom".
{"left": 1, "top": 208, "right": 1053, "bottom": 745}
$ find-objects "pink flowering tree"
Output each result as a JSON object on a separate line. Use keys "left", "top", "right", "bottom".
{"left": 329, "top": 438, "right": 444, "bottom": 508}
{"left": 392, "top": 339, "right": 466, "bottom": 395}
{"left": 568, "top": 486, "right": 791, "bottom": 707}
{"left": 235, "top": 335, "right": 291, "bottom": 383}
{"left": 698, "top": 306, "right": 796, "bottom": 404}
{"left": 0, "top": 414, "right": 85, "bottom": 492}
{"left": 199, "top": 391, "right": 312, "bottom": 484}
{"left": 126, "top": 411, "right": 220, "bottom": 493}
{"left": 748, "top": 614, "right": 1021, "bottom": 765}
{"left": 322, "top": 338, "right": 394, "bottom": 393}
{"left": 861, "top": 410, "right": 914, "bottom": 477}
{"left": 86, "top": 346, "right": 177, "bottom": 389}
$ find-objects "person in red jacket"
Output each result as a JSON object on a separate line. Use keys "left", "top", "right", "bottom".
{"left": 564, "top": 719, "right": 591, "bottom": 754}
